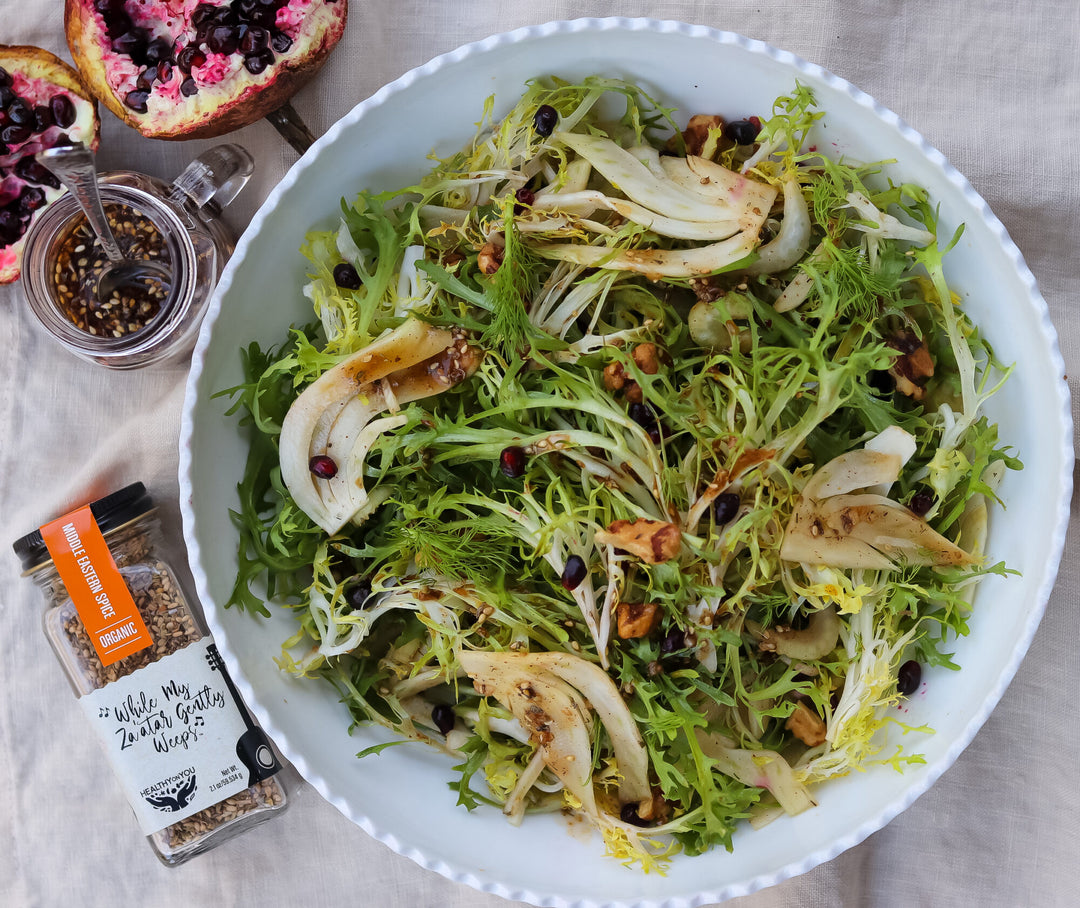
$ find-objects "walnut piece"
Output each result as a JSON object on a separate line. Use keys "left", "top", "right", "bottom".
{"left": 887, "top": 330, "right": 935, "bottom": 400}
{"left": 478, "top": 242, "right": 503, "bottom": 275}
{"left": 602, "top": 361, "right": 627, "bottom": 391}
{"left": 595, "top": 518, "right": 681, "bottom": 564}
{"left": 616, "top": 602, "right": 660, "bottom": 639}
{"left": 632, "top": 342, "right": 660, "bottom": 375}
{"left": 785, "top": 701, "right": 827, "bottom": 747}
{"left": 634, "top": 788, "right": 672, "bottom": 823}
{"left": 678, "top": 114, "right": 724, "bottom": 157}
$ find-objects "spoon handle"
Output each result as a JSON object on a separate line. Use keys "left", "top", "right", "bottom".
{"left": 37, "top": 144, "right": 125, "bottom": 263}
{"left": 265, "top": 101, "right": 316, "bottom": 156}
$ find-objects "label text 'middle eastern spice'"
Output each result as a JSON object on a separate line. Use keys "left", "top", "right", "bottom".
{"left": 40, "top": 506, "right": 152, "bottom": 666}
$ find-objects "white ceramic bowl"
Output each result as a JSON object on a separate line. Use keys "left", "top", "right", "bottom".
{"left": 179, "top": 18, "right": 1072, "bottom": 907}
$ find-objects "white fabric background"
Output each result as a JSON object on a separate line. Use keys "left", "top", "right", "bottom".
{"left": 2, "top": 2, "right": 1077, "bottom": 906}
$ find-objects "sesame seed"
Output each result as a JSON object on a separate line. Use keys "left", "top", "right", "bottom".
{"left": 47, "top": 202, "right": 171, "bottom": 336}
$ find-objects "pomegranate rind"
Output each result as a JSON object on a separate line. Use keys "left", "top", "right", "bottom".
{"left": 0, "top": 44, "right": 100, "bottom": 284}
{"left": 64, "top": 0, "right": 348, "bottom": 141}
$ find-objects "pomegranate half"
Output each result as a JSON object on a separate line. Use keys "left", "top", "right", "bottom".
{"left": 0, "top": 45, "right": 100, "bottom": 284}
{"left": 65, "top": 0, "right": 347, "bottom": 140}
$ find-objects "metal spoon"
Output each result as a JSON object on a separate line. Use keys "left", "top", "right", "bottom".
{"left": 36, "top": 143, "right": 172, "bottom": 300}
{"left": 265, "top": 100, "right": 317, "bottom": 156}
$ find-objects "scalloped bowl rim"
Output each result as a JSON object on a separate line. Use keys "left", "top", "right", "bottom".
{"left": 179, "top": 17, "right": 1072, "bottom": 908}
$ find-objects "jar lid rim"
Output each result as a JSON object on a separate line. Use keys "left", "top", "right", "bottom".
{"left": 12, "top": 482, "right": 155, "bottom": 573}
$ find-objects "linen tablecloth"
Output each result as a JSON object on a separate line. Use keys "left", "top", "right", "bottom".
{"left": 2, "top": 2, "right": 1077, "bottom": 906}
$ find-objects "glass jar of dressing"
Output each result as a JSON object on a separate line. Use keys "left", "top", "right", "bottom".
{"left": 13, "top": 482, "right": 288, "bottom": 865}
{"left": 20, "top": 144, "right": 253, "bottom": 369}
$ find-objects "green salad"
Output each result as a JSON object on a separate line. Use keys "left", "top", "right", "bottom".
{"left": 222, "top": 77, "right": 1016, "bottom": 868}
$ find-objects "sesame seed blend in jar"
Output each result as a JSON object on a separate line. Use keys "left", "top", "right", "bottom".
{"left": 14, "top": 483, "right": 288, "bottom": 867}
{"left": 50, "top": 202, "right": 171, "bottom": 339}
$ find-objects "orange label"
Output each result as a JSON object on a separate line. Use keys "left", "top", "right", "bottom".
{"left": 40, "top": 505, "right": 153, "bottom": 667}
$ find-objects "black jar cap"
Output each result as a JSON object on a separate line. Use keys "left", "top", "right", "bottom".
{"left": 13, "top": 482, "right": 154, "bottom": 572}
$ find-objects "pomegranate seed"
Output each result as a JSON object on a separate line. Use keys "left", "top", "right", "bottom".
{"left": 724, "top": 118, "right": 761, "bottom": 145}
{"left": 513, "top": 186, "right": 535, "bottom": 216}
{"left": 0, "top": 209, "right": 20, "bottom": 245}
{"left": 123, "top": 90, "right": 149, "bottom": 113}
{"left": 103, "top": 10, "right": 133, "bottom": 40}
{"left": 561, "top": 555, "right": 587, "bottom": 591}
{"left": 191, "top": 3, "right": 218, "bottom": 27}
{"left": 244, "top": 49, "right": 275, "bottom": 75}
{"left": 270, "top": 30, "right": 293, "bottom": 54}
{"left": 333, "top": 262, "right": 361, "bottom": 289}
{"left": 234, "top": 0, "right": 261, "bottom": 20}
{"left": 240, "top": 25, "right": 270, "bottom": 54}
{"left": 867, "top": 369, "right": 895, "bottom": 395}
{"left": 499, "top": 446, "right": 527, "bottom": 478}
{"left": 308, "top": 454, "right": 338, "bottom": 479}
{"left": 7, "top": 98, "right": 33, "bottom": 126}
{"left": 18, "top": 187, "right": 46, "bottom": 213}
{"left": 344, "top": 580, "right": 371, "bottom": 610}
{"left": 713, "top": 492, "right": 739, "bottom": 525}
{"left": 1, "top": 124, "right": 31, "bottom": 145}
{"left": 147, "top": 37, "right": 174, "bottom": 64}
{"left": 207, "top": 26, "right": 240, "bottom": 56}
{"left": 14, "top": 158, "right": 60, "bottom": 190}
{"left": 533, "top": 104, "right": 558, "bottom": 137}
{"left": 33, "top": 104, "right": 53, "bottom": 132}
{"left": 177, "top": 45, "right": 207, "bottom": 73}
{"left": 629, "top": 401, "right": 664, "bottom": 443}
{"left": 112, "top": 28, "right": 151, "bottom": 63}
{"left": 628, "top": 401, "right": 656, "bottom": 429}
{"left": 431, "top": 704, "right": 455, "bottom": 735}
{"left": 908, "top": 490, "right": 935, "bottom": 517}
{"left": 660, "top": 629, "right": 685, "bottom": 654}
{"left": 897, "top": 660, "right": 922, "bottom": 696}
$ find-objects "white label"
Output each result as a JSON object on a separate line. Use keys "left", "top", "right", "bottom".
{"left": 78, "top": 639, "right": 259, "bottom": 834}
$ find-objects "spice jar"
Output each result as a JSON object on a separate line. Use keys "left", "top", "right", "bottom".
{"left": 13, "top": 482, "right": 288, "bottom": 866}
{"left": 20, "top": 144, "right": 253, "bottom": 369}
